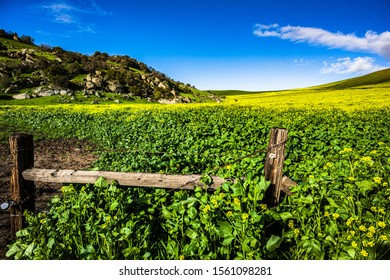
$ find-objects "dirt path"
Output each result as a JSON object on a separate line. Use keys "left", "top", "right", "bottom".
{"left": 0, "top": 138, "right": 99, "bottom": 259}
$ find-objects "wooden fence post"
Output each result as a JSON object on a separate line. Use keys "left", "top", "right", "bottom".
{"left": 264, "top": 128, "right": 288, "bottom": 207}
{"left": 9, "top": 134, "right": 35, "bottom": 238}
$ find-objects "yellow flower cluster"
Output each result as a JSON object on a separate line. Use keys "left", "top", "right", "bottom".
{"left": 340, "top": 147, "right": 353, "bottom": 154}
{"left": 360, "top": 249, "right": 368, "bottom": 257}
{"left": 377, "top": 221, "right": 386, "bottom": 228}
{"left": 203, "top": 205, "right": 211, "bottom": 213}
{"left": 361, "top": 156, "right": 372, "bottom": 162}
{"left": 346, "top": 217, "right": 354, "bottom": 227}
{"left": 288, "top": 220, "right": 294, "bottom": 228}
{"left": 373, "top": 177, "right": 382, "bottom": 184}
{"left": 359, "top": 225, "right": 366, "bottom": 232}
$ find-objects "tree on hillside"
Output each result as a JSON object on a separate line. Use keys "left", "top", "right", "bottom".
{"left": 20, "top": 35, "right": 35, "bottom": 45}
{"left": 43, "top": 63, "right": 69, "bottom": 88}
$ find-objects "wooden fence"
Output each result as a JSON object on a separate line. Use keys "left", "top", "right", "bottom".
{"left": 5, "top": 128, "right": 297, "bottom": 238}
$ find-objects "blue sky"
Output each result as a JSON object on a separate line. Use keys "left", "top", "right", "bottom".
{"left": 1, "top": 0, "right": 389, "bottom": 90}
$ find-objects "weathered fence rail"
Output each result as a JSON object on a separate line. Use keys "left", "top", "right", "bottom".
{"left": 5, "top": 128, "right": 297, "bottom": 238}
{"left": 22, "top": 168, "right": 225, "bottom": 190}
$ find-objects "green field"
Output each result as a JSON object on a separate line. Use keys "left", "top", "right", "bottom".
{"left": 1, "top": 69, "right": 390, "bottom": 260}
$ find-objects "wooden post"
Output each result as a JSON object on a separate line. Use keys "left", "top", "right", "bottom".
{"left": 9, "top": 134, "right": 35, "bottom": 238}
{"left": 264, "top": 128, "right": 288, "bottom": 207}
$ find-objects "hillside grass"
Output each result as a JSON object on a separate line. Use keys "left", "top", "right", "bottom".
{"left": 213, "top": 69, "right": 390, "bottom": 110}
{"left": 0, "top": 37, "right": 38, "bottom": 50}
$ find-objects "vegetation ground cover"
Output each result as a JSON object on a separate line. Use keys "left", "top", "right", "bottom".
{"left": 1, "top": 104, "right": 389, "bottom": 260}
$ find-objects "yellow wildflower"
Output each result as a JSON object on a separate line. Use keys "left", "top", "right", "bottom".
{"left": 288, "top": 220, "right": 294, "bottom": 228}
{"left": 377, "top": 221, "right": 386, "bottom": 228}
{"left": 40, "top": 219, "right": 46, "bottom": 225}
{"left": 350, "top": 230, "right": 356, "bottom": 236}
{"left": 179, "top": 255, "right": 185, "bottom": 260}
{"left": 211, "top": 198, "right": 218, "bottom": 208}
{"left": 370, "top": 206, "right": 377, "bottom": 212}
{"left": 260, "top": 204, "right": 267, "bottom": 210}
{"left": 361, "top": 156, "right": 372, "bottom": 162}
{"left": 368, "top": 226, "right": 376, "bottom": 234}
{"left": 367, "top": 232, "right": 374, "bottom": 239}
{"left": 351, "top": 241, "right": 358, "bottom": 248}
{"left": 346, "top": 217, "right": 354, "bottom": 227}
{"left": 360, "top": 249, "right": 368, "bottom": 257}
{"left": 348, "top": 177, "right": 355, "bottom": 181}
{"left": 226, "top": 165, "right": 232, "bottom": 170}
{"left": 226, "top": 211, "right": 233, "bottom": 217}
{"left": 241, "top": 213, "right": 249, "bottom": 221}
{"left": 378, "top": 208, "right": 385, "bottom": 215}
{"left": 324, "top": 211, "right": 330, "bottom": 217}
{"left": 233, "top": 198, "right": 240, "bottom": 206}
{"left": 294, "top": 228, "right": 300, "bottom": 236}
{"left": 359, "top": 225, "right": 367, "bottom": 232}
{"left": 332, "top": 213, "right": 340, "bottom": 219}
{"left": 380, "top": 235, "right": 388, "bottom": 241}
{"left": 366, "top": 241, "right": 375, "bottom": 247}
{"left": 219, "top": 192, "right": 225, "bottom": 198}
{"left": 326, "top": 162, "right": 333, "bottom": 167}
{"left": 373, "top": 177, "right": 382, "bottom": 184}
{"left": 203, "top": 205, "right": 211, "bottom": 214}
{"left": 340, "top": 147, "right": 353, "bottom": 154}
{"left": 370, "top": 150, "right": 377, "bottom": 154}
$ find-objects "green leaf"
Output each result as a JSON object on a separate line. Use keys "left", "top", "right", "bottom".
{"left": 109, "top": 200, "right": 120, "bottom": 211}
{"left": 217, "top": 221, "right": 233, "bottom": 238}
{"left": 25, "top": 242, "right": 35, "bottom": 257}
{"left": 231, "top": 183, "right": 243, "bottom": 196}
{"left": 347, "top": 248, "right": 356, "bottom": 259}
{"left": 95, "top": 177, "right": 108, "bottom": 188}
{"left": 222, "top": 235, "right": 235, "bottom": 246}
{"left": 185, "top": 228, "right": 198, "bottom": 239}
{"left": 279, "top": 212, "right": 294, "bottom": 221}
{"left": 188, "top": 207, "right": 197, "bottom": 219}
{"left": 356, "top": 180, "right": 375, "bottom": 196}
{"left": 326, "top": 197, "right": 339, "bottom": 208}
{"left": 266, "top": 235, "right": 282, "bottom": 252}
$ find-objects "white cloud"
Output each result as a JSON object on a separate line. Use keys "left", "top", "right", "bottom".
{"left": 294, "top": 58, "right": 313, "bottom": 66}
{"left": 321, "top": 57, "right": 386, "bottom": 74}
{"left": 254, "top": 23, "right": 390, "bottom": 59}
{"left": 40, "top": 1, "right": 109, "bottom": 26}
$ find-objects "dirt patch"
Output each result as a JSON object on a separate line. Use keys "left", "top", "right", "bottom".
{"left": 0, "top": 138, "right": 99, "bottom": 259}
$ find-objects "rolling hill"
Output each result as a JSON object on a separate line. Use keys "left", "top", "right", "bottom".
{"left": 0, "top": 31, "right": 219, "bottom": 105}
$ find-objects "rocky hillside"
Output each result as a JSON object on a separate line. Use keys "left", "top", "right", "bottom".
{"left": 0, "top": 30, "right": 220, "bottom": 104}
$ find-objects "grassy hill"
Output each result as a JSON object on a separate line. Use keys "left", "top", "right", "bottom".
{"left": 0, "top": 33, "right": 219, "bottom": 105}
{"left": 215, "top": 68, "right": 390, "bottom": 110}
{"left": 311, "top": 68, "right": 390, "bottom": 90}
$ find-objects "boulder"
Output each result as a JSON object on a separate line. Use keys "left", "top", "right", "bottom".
{"left": 85, "top": 81, "right": 95, "bottom": 89}
{"left": 107, "top": 80, "right": 123, "bottom": 93}
{"left": 60, "top": 89, "right": 68, "bottom": 96}
{"left": 39, "top": 90, "right": 54, "bottom": 97}
{"left": 158, "top": 82, "right": 167, "bottom": 89}
{"left": 91, "top": 77, "right": 103, "bottom": 86}
{"left": 13, "top": 93, "right": 29, "bottom": 99}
